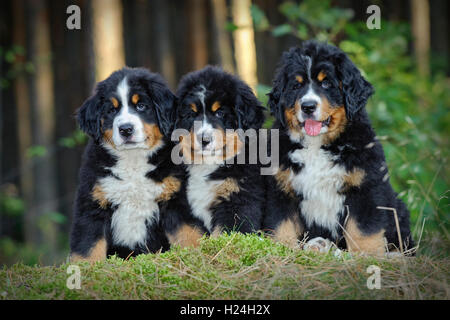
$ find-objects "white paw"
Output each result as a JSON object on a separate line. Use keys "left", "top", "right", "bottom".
{"left": 385, "top": 251, "right": 404, "bottom": 259}
{"left": 303, "top": 237, "right": 333, "bottom": 253}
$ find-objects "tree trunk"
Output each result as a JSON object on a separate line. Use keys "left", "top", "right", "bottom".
{"left": 188, "top": 0, "right": 208, "bottom": 70}
{"left": 91, "top": 0, "right": 125, "bottom": 81}
{"left": 12, "top": 0, "right": 34, "bottom": 244}
{"left": 122, "top": 0, "right": 152, "bottom": 69}
{"left": 25, "top": 0, "right": 58, "bottom": 261}
{"left": 211, "top": 0, "right": 235, "bottom": 73}
{"left": 48, "top": 0, "right": 94, "bottom": 237}
{"left": 411, "top": 0, "right": 430, "bottom": 76}
{"left": 231, "top": 0, "right": 258, "bottom": 91}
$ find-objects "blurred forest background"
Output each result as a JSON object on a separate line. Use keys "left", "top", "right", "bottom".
{"left": 0, "top": 0, "right": 448, "bottom": 266}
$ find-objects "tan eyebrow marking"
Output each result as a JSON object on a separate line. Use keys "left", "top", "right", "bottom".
{"left": 190, "top": 103, "right": 198, "bottom": 112}
{"left": 110, "top": 97, "right": 119, "bottom": 108}
{"left": 317, "top": 71, "right": 327, "bottom": 82}
{"left": 211, "top": 101, "right": 221, "bottom": 112}
{"left": 295, "top": 75, "right": 303, "bottom": 83}
{"left": 131, "top": 94, "right": 139, "bottom": 104}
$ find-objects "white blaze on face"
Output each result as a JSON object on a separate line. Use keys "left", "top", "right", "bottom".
{"left": 192, "top": 86, "right": 218, "bottom": 153}
{"left": 296, "top": 55, "right": 321, "bottom": 123}
{"left": 295, "top": 56, "right": 328, "bottom": 136}
{"left": 298, "top": 85, "right": 321, "bottom": 122}
{"left": 112, "top": 77, "right": 146, "bottom": 148}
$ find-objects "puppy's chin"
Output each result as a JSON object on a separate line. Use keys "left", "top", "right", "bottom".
{"left": 114, "top": 140, "right": 149, "bottom": 151}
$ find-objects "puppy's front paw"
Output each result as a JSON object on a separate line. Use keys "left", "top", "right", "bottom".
{"left": 303, "top": 237, "right": 333, "bottom": 253}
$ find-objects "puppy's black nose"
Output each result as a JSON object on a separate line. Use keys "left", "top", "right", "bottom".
{"left": 301, "top": 100, "right": 317, "bottom": 115}
{"left": 197, "top": 133, "right": 212, "bottom": 148}
{"left": 119, "top": 123, "right": 134, "bottom": 138}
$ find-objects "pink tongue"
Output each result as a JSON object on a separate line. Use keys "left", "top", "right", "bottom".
{"left": 304, "top": 119, "right": 322, "bottom": 136}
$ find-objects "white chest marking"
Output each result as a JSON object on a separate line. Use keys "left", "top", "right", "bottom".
{"left": 186, "top": 164, "right": 222, "bottom": 232}
{"left": 288, "top": 136, "right": 346, "bottom": 238}
{"left": 99, "top": 147, "right": 164, "bottom": 249}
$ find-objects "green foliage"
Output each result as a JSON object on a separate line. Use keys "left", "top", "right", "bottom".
{"left": 252, "top": 0, "right": 353, "bottom": 41}
{"left": 58, "top": 129, "right": 88, "bottom": 148}
{"left": 26, "top": 145, "right": 47, "bottom": 158}
{"left": 224, "top": 21, "right": 238, "bottom": 32}
{"left": 340, "top": 22, "right": 449, "bottom": 238}
{"left": 250, "top": 4, "right": 269, "bottom": 31}
{"left": 0, "top": 45, "right": 34, "bottom": 89}
{"left": 0, "top": 192, "right": 25, "bottom": 217}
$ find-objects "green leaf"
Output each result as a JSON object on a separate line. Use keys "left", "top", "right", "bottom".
{"left": 224, "top": 22, "right": 238, "bottom": 32}
{"left": 47, "top": 212, "right": 67, "bottom": 225}
{"left": 26, "top": 145, "right": 47, "bottom": 158}
{"left": 272, "top": 24, "right": 292, "bottom": 37}
{"left": 0, "top": 194, "right": 25, "bottom": 217}
{"left": 251, "top": 4, "right": 270, "bottom": 31}
{"left": 297, "top": 24, "right": 309, "bottom": 39}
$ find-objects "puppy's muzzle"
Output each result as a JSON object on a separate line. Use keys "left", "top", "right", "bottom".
{"left": 301, "top": 100, "right": 317, "bottom": 117}
{"left": 119, "top": 123, "right": 134, "bottom": 139}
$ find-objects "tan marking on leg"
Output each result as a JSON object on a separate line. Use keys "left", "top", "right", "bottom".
{"left": 110, "top": 97, "right": 119, "bottom": 108}
{"left": 143, "top": 123, "right": 163, "bottom": 148}
{"left": 344, "top": 218, "right": 385, "bottom": 256}
{"left": 342, "top": 168, "right": 366, "bottom": 191}
{"left": 70, "top": 238, "right": 107, "bottom": 263}
{"left": 211, "top": 226, "right": 223, "bottom": 238}
{"left": 272, "top": 215, "right": 303, "bottom": 248}
{"left": 92, "top": 183, "right": 109, "bottom": 209}
{"left": 167, "top": 224, "right": 203, "bottom": 248}
{"left": 317, "top": 71, "right": 326, "bottom": 82}
{"left": 156, "top": 176, "right": 181, "bottom": 202}
{"left": 131, "top": 94, "right": 139, "bottom": 105}
{"left": 211, "top": 101, "right": 221, "bottom": 112}
{"left": 274, "top": 167, "right": 295, "bottom": 197}
{"left": 212, "top": 178, "right": 240, "bottom": 205}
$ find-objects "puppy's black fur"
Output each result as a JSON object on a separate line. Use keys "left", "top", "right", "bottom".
{"left": 70, "top": 67, "right": 191, "bottom": 261}
{"left": 263, "top": 41, "right": 414, "bottom": 255}
{"left": 172, "top": 66, "right": 266, "bottom": 237}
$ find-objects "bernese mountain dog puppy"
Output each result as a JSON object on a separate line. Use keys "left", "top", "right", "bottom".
{"left": 171, "top": 66, "right": 265, "bottom": 238}
{"left": 263, "top": 41, "right": 414, "bottom": 256}
{"left": 70, "top": 67, "right": 187, "bottom": 262}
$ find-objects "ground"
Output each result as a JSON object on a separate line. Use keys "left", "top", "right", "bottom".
{"left": 1, "top": 233, "right": 449, "bottom": 300}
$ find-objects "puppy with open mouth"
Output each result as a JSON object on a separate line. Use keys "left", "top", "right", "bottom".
{"left": 171, "top": 66, "right": 266, "bottom": 239}
{"left": 70, "top": 67, "right": 187, "bottom": 262}
{"left": 263, "top": 41, "right": 414, "bottom": 256}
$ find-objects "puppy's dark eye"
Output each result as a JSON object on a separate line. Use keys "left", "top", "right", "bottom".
{"left": 107, "top": 104, "right": 117, "bottom": 114}
{"left": 293, "top": 82, "right": 303, "bottom": 89}
{"left": 321, "top": 80, "right": 331, "bottom": 89}
{"left": 136, "top": 102, "right": 147, "bottom": 112}
{"left": 215, "top": 110, "right": 225, "bottom": 118}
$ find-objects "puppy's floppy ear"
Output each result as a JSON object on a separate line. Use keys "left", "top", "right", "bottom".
{"left": 142, "top": 76, "right": 176, "bottom": 137}
{"left": 77, "top": 93, "right": 102, "bottom": 142}
{"left": 268, "top": 68, "right": 287, "bottom": 127}
{"left": 235, "top": 83, "right": 265, "bottom": 130}
{"left": 336, "top": 53, "right": 374, "bottom": 120}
